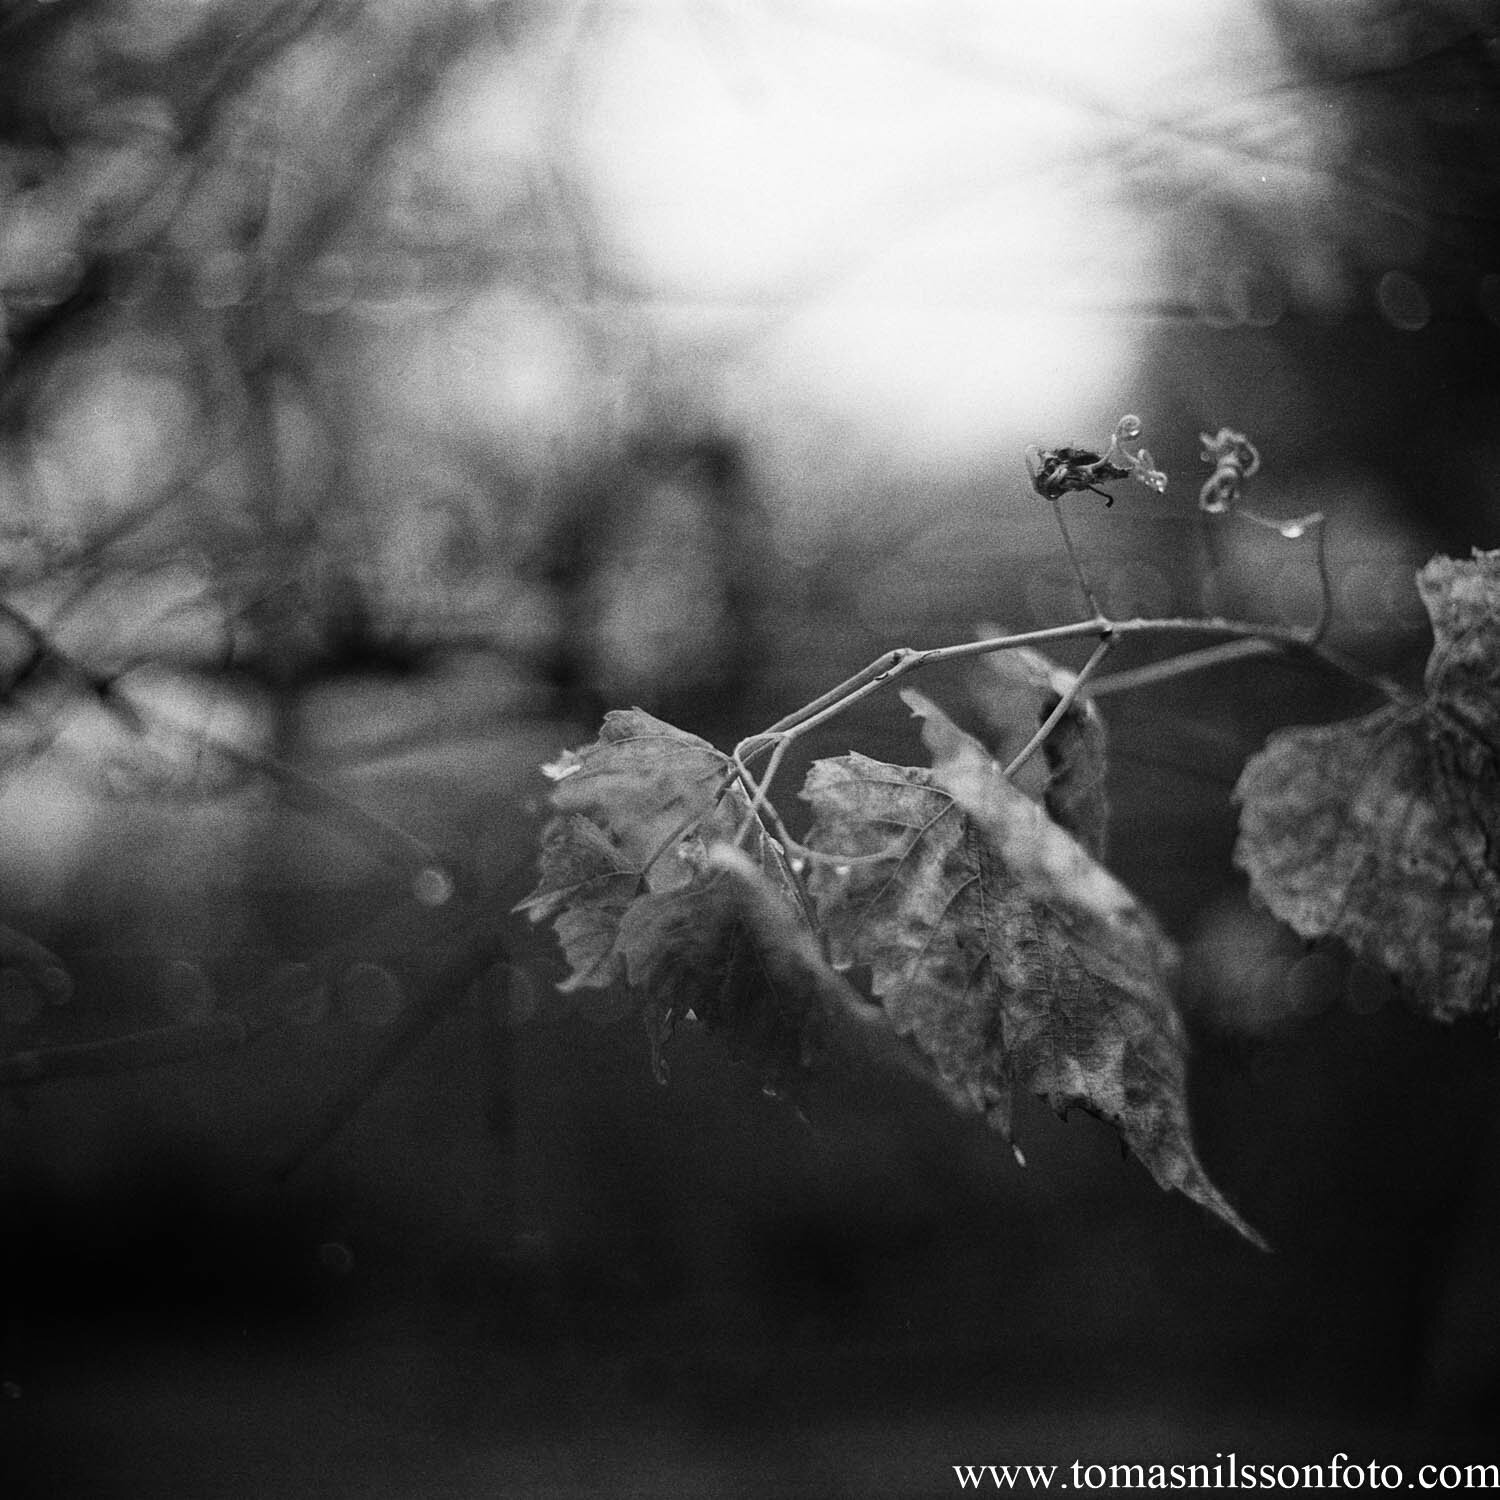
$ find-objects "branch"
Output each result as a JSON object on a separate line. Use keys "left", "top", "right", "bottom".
{"left": 1003, "top": 633, "right": 1115, "bottom": 779}
{"left": 735, "top": 610, "right": 1392, "bottom": 773}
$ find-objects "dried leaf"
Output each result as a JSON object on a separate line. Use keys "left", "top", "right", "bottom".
{"left": 970, "top": 626, "right": 1109, "bottom": 856}
{"left": 801, "top": 692, "right": 1262, "bottom": 1244}
{"left": 1234, "top": 550, "right": 1500, "bottom": 1022}
{"left": 633, "top": 841, "right": 917, "bottom": 1091}
{"left": 517, "top": 710, "right": 832, "bottom": 1088}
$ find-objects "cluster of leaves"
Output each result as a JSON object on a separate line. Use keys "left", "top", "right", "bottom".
{"left": 520, "top": 664, "right": 1258, "bottom": 1241}
{"left": 522, "top": 539, "right": 1500, "bottom": 1247}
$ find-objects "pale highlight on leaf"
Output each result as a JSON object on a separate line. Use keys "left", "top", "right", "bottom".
{"left": 801, "top": 694, "right": 1263, "bottom": 1245}
{"left": 970, "top": 624, "right": 1109, "bottom": 857}
{"left": 1235, "top": 550, "right": 1500, "bottom": 1023}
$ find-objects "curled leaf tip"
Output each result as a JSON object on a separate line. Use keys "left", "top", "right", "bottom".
{"left": 900, "top": 687, "right": 978, "bottom": 767}
{"left": 541, "top": 752, "right": 582, "bottom": 781}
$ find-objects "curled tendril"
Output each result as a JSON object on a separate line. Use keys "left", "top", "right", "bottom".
{"left": 1026, "top": 414, "right": 1168, "bottom": 505}
{"left": 1198, "top": 427, "right": 1261, "bottom": 513}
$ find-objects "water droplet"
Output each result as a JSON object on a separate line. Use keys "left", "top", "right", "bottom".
{"left": 1278, "top": 511, "right": 1322, "bottom": 542}
{"left": 160, "top": 960, "right": 216, "bottom": 1023}
{"left": 335, "top": 963, "right": 404, "bottom": 1028}
{"left": 412, "top": 866, "right": 454, "bottom": 907}
{"left": 834, "top": 864, "right": 851, "bottom": 879}
{"left": 789, "top": 857, "right": 806, "bottom": 875}
{"left": 1011, "top": 1143, "right": 1027, "bottom": 1169}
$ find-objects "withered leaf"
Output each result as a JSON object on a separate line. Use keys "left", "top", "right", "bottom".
{"left": 1234, "top": 549, "right": 1500, "bottom": 1022}
{"left": 801, "top": 690, "right": 1262, "bottom": 1244}
{"left": 516, "top": 709, "right": 836, "bottom": 1089}
{"left": 970, "top": 625, "right": 1109, "bottom": 856}
{"left": 519, "top": 709, "right": 783, "bottom": 987}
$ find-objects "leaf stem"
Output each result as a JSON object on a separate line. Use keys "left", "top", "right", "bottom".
{"left": 1050, "top": 499, "right": 1102, "bottom": 617}
{"left": 1004, "top": 633, "right": 1115, "bottom": 779}
{"left": 1084, "top": 637, "right": 1276, "bottom": 697}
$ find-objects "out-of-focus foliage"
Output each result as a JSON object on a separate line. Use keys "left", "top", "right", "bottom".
{"left": 0, "top": 0, "right": 779, "bottom": 972}
{"left": 1235, "top": 550, "right": 1500, "bottom": 1022}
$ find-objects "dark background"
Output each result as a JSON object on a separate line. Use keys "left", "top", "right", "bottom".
{"left": 2, "top": 1, "right": 1498, "bottom": 1493}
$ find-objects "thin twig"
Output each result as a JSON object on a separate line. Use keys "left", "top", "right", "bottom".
{"left": 1086, "top": 637, "right": 1278, "bottom": 697}
{"left": 1309, "top": 517, "right": 1334, "bottom": 644}
{"left": 1004, "top": 633, "right": 1115, "bottom": 779}
{"left": 736, "top": 613, "right": 1388, "bottom": 771}
{"left": 273, "top": 920, "right": 511, "bottom": 1181}
{"left": 735, "top": 730, "right": 793, "bottom": 845}
{"left": 1050, "top": 499, "right": 1103, "bottom": 618}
